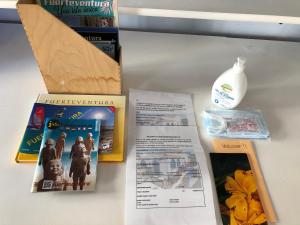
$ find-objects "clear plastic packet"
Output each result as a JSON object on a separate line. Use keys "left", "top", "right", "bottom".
{"left": 202, "top": 109, "right": 270, "bottom": 139}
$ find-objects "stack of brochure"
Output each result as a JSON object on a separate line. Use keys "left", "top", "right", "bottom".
{"left": 16, "top": 94, "right": 125, "bottom": 192}
{"left": 36, "top": 0, "right": 120, "bottom": 61}
{"left": 16, "top": 94, "right": 126, "bottom": 163}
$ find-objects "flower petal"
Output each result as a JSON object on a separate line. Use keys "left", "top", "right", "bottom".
{"left": 225, "top": 176, "right": 244, "bottom": 193}
{"left": 226, "top": 195, "right": 248, "bottom": 221}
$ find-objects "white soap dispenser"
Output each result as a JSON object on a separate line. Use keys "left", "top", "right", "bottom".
{"left": 211, "top": 57, "right": 247, "bottom": 109}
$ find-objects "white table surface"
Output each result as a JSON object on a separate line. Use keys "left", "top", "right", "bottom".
{"left": 1, "top": 23, "right": 300, "bottom": 225}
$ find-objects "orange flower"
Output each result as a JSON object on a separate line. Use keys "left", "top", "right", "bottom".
{"left": 224, "top": 170, "right": 266, "bottom": 225}
{"left": 225, "top": 170, "right": 256, "bottom": 195}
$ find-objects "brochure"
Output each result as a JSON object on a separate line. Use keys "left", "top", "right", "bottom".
{"left": 31, "top": 118, "right": 101, "bottom": 192}
{"left": 36, "top": 0, "right": 116, "bottom": 17}
{"left": 17, "top": 103, "right": 114, "bottom": 163}
{"left": 74, "top": 27, "right": 119, "bottom": 60}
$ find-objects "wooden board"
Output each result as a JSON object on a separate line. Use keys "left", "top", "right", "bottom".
{"left": 17, "top": 0, "right": 121, "bottom": 95}
{"left": 212, "top": 139, "right": 277, "bottom": 223}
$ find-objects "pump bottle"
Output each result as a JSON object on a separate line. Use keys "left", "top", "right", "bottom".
{"left": 211, "top": 57, "right": 247, "bottom": 109}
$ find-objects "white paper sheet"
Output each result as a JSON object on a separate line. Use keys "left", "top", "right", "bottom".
{"left": 126, "top": 89, "right": 216, "bottom": 225}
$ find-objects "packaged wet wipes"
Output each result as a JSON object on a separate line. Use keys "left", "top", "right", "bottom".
{"left": 202, "top": 109, "right": 270, "bottom": 139}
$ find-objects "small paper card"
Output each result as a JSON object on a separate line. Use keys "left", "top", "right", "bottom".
{"left": 212, "top": 139, "right": 277, "bottom": 222}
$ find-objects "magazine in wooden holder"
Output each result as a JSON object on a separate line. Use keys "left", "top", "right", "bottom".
{"left": 17, "top": 0, "right": 121, "bottom": 95}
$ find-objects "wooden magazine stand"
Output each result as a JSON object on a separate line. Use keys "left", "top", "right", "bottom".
{"left": 17, "top": 0, "right": 121, "bottom": 95}
{"left": 16, "top": 2, "right": 124, "bottom": 163}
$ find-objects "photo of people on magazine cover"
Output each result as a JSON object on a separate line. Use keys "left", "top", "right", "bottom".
{"left": 32, "top": 119, "right": 101, "bottom": 192}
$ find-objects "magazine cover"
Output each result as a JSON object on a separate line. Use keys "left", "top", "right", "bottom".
{"left": 36, "top": 0, "right": 116, "bottom": 17}
{"left": 210, "top": 153, "right": 267, "bottom": 225}
{"left": 17, "top": 103, "right": 115, "bottom": 162}
{"left": 31, "top": 118, "right": 101, "bottom": 192}
{"left": 74, "top": 27, "right": 119, "bottom": 60}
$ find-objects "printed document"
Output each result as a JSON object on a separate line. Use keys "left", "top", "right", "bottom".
{"left": 125, "top": 89, "right": 216, "bottom": 225}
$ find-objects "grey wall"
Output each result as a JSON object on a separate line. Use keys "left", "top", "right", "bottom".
{"left": 1, "top": 8, "right": 300, "bottom": 42}
{"left": 0, "top": 8, "right": 19, "bottom": 23}
{"left": 119, "top": 14, "right": 300, "bottom": 42}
